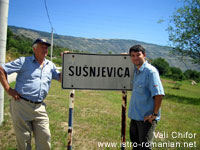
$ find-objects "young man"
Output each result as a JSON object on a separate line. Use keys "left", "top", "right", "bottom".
{"left": 128, "top": 45, "right": 164, "bottom": 150}
{"left": 0, "top": 38, "right": 61, "bottom": 150}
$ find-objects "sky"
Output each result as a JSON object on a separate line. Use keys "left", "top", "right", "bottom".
{"left": 8, "top": 0, "right": 184, "bottom": 46}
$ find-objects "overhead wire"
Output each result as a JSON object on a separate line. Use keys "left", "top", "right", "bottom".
{"left": 44, "top": 0, "right": 57, "bottom": 34}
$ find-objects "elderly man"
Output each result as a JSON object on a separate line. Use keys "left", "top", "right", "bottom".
{"left": 128, "top": 45, "right": 164, "bottom": 150}
{"left": 0, "top": 38, "right": 61, "bottom": 150}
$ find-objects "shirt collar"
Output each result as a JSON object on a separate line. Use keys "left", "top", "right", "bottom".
{"left": 31, "top": 55, "right": 36, "bottom": 62}
{"left": 134, "top": 61, "right": 147, "bottom": 73}
{"left": 31, "top": 55, "right": 48, "bottom": 65}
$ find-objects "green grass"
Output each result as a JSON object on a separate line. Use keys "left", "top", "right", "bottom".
{"left": 0, "top": 78, "right": 200, "bottom": 150}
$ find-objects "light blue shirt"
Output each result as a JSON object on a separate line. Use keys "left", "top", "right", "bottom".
{"left": 2, "top": 55, "right": 60, "bottom": 102}
{"left": 128, "top": 61, "right": 164, "bottom": 121}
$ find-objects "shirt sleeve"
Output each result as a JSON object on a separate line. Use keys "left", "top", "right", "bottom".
{"left": 1, "top": 57, "right": 24, "bottom": 75}
{"left": 149, "top": 70, "right": 165, "bottom": 97}
{"left": 52, "top": 63, "right": 61, "bottom": 81}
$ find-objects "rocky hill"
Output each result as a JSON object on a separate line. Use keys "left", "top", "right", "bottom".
{"left": 9, "top": 26, "right": 200, "bottom": 71}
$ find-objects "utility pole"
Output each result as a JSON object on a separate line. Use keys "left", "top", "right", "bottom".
{"left": 0, "top": 0, "right": 9, "bottom": 126}
{"left": 50, "top": 27, "right": 53, "bottom": 61}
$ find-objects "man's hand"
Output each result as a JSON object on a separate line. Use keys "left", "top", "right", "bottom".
{"left": 144, "top": 114, "right": 156, "bottom": 124}
{"left": 121, "top": 52, "right": 128, "bottom": 55}
{"left": 7, "top": 88, "right": 20, "bottom": 101}
{"left": 61, "top": 51, "right": 71, "bottom": 56}
{"left": 0, "top": 67, "right": 20, "bottom": 100}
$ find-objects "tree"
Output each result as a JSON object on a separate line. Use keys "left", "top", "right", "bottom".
{"left": 168, "top": 0, "right": 200, "bottom": 64}
{"left": 170, "top": 67, "right": 184, "bottom": 81}
{"left": 184, "top": 69, "right": 200, "bottom": 81}
{"left": 151, "top": 58, "right": 170, "bottom": 76}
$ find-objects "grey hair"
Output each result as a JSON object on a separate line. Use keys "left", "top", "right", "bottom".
{"left": 32, "top": 43, "right": 38, "bottom": 49}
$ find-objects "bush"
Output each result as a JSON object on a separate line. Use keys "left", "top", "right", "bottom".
{"left": 151, "top": 58, "right": 170, "bottom": 76}
{"left": 184, "top": 69, "right": 200, "bottom": 82}
{"left": 52, "top": 58, "right": 62, "bottom": 66}
{"left": 169, "top": 67, "right": 184, "bottom": 81}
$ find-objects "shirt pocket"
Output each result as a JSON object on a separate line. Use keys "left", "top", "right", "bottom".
{"left": 135, "top": 82, "right": 145, "bottom": 95}
{"left": 42, "top": 68, "right": 52, "bottom": 80}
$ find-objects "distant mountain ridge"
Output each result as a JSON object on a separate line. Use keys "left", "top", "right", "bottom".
{"left": 9, "top": 25, "right": 200, "bottom": 71}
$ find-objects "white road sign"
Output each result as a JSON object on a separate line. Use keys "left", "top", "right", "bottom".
{"left": 62, "top": 53, "right": 134, "bottom": 90}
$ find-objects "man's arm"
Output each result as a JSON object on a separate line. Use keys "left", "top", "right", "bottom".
{"left": 0, "top": 66, "right": 20, "bottom": 100}
{"left": 144, "top": 95, "right": 163, "bottom": 123}
{"left": 153, "top": 95, "right": 163, "bottom": 114}
{"left": 0, "top": 66, "right": 9, "bottom": 91}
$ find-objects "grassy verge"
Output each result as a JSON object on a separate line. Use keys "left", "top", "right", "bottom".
{"left": 0, "top": 78, "right": 199, "bottom": 150}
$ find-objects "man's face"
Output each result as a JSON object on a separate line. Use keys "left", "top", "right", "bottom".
{"left": 130, "top": 51, "right": 146, "bottom": 68}
{"left": 33, "top": 43, "right": 49, "bottom": 59}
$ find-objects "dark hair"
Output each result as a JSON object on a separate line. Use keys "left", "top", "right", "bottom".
{"left": 129, "top": 45, "right": 145, "bottom": 55}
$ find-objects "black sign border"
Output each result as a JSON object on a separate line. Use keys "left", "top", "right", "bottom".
{"left": 62, "top": 53, "right": 133, "bottom": 91}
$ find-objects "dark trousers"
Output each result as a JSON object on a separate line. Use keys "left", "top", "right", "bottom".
{"left": 130, "top": 119, "right": 157, "bottom": 150}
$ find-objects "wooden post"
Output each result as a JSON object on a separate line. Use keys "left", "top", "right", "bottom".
{"left": 67, "top": 90, "right": 75, "bottom": 150}
{"left": 121, "top": 90, "right": 127, "bottom": 150}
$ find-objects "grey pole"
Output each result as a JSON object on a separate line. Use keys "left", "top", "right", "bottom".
{"left": 50, "top": 27, "right": 53, "bottom": 61}
{"left": 67, "top": 90, "right": 75, "bottom": 150}
{"left": 0, "top": 0, "right": 9, "bottom": 126}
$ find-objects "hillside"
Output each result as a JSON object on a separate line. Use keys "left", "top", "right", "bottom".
{"left": 9, "top": 26, "right": 200, "bottom": 71}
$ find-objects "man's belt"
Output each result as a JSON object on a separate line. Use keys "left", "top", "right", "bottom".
{"left": 19, "top": 96, "right": 42, "bottom": 104}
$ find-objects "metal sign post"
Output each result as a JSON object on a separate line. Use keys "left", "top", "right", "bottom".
{"left": 67, "top": 90, "right": 75, "bottom": 150}
{"left": 121, "top": 90, "right": 127, "bottom": 150}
